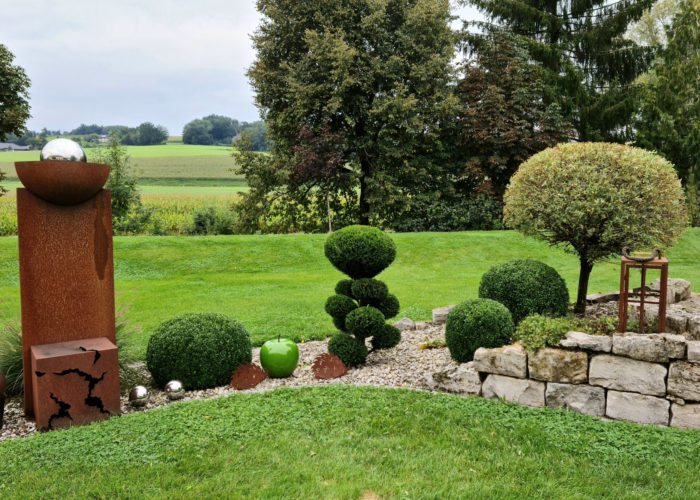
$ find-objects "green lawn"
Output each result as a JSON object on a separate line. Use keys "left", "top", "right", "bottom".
{"left": 0, "top": 386, "right": 697, "bottom": 498}
{"left": 0, "top": 230, "right": 698, "bottom": 358}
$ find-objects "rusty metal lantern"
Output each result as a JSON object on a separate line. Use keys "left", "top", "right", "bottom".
{"left": 618, "top": 247, "right": 669, "bottom": 334}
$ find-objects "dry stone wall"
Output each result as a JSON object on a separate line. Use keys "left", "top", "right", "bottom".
{"left": 430, "top": 330, "right": 700, "bottom": 430}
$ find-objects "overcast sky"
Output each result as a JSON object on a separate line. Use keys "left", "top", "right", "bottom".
{"left": 3, "top": 1, "right": 480, "bottom": 136}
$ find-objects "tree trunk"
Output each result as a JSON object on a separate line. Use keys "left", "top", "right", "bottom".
{"left": 575, "top": 258, "right": 594, "bottom": 314}
{"left": 358, "top": 158, "right": 370, "bottom": 225}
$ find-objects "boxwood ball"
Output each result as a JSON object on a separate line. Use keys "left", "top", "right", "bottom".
{"left": 40, "top": 138, "right": 87, "bottom": 162}
{"left": 325, "top": 225, "right": 396, "bottom": 279}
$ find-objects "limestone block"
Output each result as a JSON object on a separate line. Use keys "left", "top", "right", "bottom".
{"left": 606, "top": 390, "right": 670, "bottom": 426}
{"left": 665, "top": 311, "right": 690, "bottom": 335}
{"left": 688, "top": 341, "right": 700, "bottom": 363}
{"left": 545, "top": 383, "right": 605, "bottom": 417}
{"left": 586, "top": 292, "right": 619, "bottom": 304}
{"left": 670, "top": 403, "right": 700, "bottom": 430}
{"left": 667, "top": 361, "right": 700, "bottom": 401}
{"left": 393, "top": 317, "right": 415, "bottom": 332}
{"left": 481, "top": 374, "right": 545, "bottom": 408}
{"left": 424, "top": 362, "right": 481, "bottom": 396}
{"left": 647, "top": 278, "right": 692, "bottom": 304}
{"left": 559, "top": 331, "right": 612, "bottom": 352}
{"left": 432, "top": 305, "right": 455, "bottom": 324}
{"left": 589, "top": 354, "right": 667, "bottom": 396}
{"left": 612, "top": 332, "right": 686, "bottom": 362}
{"left": 689, "top": 316, "right": 700, "bottom": 341}
{"left": 528, "top": 348, "right": 588, "bottom": 384}
{"left": 473, "top": 344, "right": 527, "bottom": 378}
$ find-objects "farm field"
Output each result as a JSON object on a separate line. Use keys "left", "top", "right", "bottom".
{"left": 0, "top": 229, "right": 698, "bottom": 358}
{"left": 1, "top": 180, "right": 247, "bottom": 195}
{"left": 0, "top": 385, "right": 697, "bottom": 498}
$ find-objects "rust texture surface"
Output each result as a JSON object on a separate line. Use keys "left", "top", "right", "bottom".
{"left": 31, "top": 337, "right": 120, "bottom": 431}
{"left": 18, "top": 188, "right": 115, "bottom": 415}
{"left": 618, "top": 256, "right": 669, "bottom": 334}
{"left": 230, "top": 363, "right": 268, "bottom": 390}
{"left": 15, "top": 161, "right": 110, "bottom": 206}
{"left": 312, "top": 353, "right": 348, "bottom": 380}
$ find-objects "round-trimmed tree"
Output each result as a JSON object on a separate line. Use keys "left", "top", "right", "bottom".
{"left": 504, "top": 142, "right": 688, "bottom": 313}
{"left": 324, "top": 225, "right": 401, "bottom": 366}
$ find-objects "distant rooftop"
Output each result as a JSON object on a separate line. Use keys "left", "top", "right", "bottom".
{"left": 0, "top": 142, "right": 31, "bottom": 151}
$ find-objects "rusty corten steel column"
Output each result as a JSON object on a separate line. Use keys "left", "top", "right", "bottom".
{"left": 16, "top": 159, "right": 115, "bottom": 417}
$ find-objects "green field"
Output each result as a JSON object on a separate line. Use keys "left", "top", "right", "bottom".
{"left": 0, "top": 230, "right": 698, "bottom": 357}
{"left": 0, "top": 143, "right": 242, "bottom": 181}
{"left": 0, "top": 385, "right": 697, "bottom": 498}
{"left": 1, "top": 180, "right": 247, "bottom": 195}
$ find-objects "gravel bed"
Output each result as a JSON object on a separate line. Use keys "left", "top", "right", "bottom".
{"left": 1, "top": 321, "right": 455, "bottom": 443}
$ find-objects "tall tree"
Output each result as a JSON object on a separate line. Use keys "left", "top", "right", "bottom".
{"left": 454, "top": 31, "right": 571, "bottom": 200}
{"left": 0, "top": 44, "right": 31, "bottom": 196}
{"left": 247, "top": 0, "right": 456, "bottom": 225}
{"left": 635, "top": 0, "right": 700, "bottom": 224}
{"left": 464, "top": 0, "right": 655, "bottom": 142}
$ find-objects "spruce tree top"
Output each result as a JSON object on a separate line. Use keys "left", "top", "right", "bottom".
{"left": 325, "top": 225, "right": 396, "bottom": 279}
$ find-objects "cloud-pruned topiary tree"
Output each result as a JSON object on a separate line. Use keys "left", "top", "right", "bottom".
{"left": 324, "top": 225, "right": 400, "bottom": 366}
{"left": 504, "top": 142, "right": 688, "bottom": 314}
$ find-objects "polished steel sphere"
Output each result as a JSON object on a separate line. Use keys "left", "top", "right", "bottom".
{"left": 128, "top": 385, "right": 150, "bottom": 407}
{"left": 40, "top": 138, "right": 87, "bottom": 162}
{"left": 165, "top": 380, "right": 185, "bottom": 400}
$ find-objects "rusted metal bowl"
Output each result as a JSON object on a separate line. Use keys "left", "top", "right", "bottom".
{"left": 15, "top": 161, "right": 110, "bottom": 205}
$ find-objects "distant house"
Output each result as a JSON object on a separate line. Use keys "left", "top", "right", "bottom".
{"left": 0, "top": 142, "right": 31, "bottom": 151}
{"left": 98, "top": 134, "right": 108, "bottom": 143}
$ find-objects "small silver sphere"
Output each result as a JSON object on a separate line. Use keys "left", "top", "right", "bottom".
{"left": 128, "top": 385, "right": 150, "bottom": 407}
{"left": 165, "top": 380, "right": 185, "bottom": 400}
{"left": 40, "top": 138, "right": 87, "bottom": 162}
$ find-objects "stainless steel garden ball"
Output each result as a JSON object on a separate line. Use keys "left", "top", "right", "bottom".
{"left": 40, "top": 138, "right": 87, "bottom": 162}
{"left": 165, "top": 380, "right": 185, "bottom": 400}
{"left": 128, "top": 385, "right": 150, "bottom": 407}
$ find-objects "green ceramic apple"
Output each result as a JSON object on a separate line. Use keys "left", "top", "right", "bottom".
{"left": 260, "top": 336, "right": 299, "bottom": 378}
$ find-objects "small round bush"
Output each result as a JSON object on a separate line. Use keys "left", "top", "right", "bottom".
{"left": 478, "top": 259, "right": 569, "bottom": 324}
{"left": 325, "top": 294, "right": 358, "bottom": 326}
{"left": 445, "top": 299, "right": 514, "bottom": 362}
{"left": 335, "top": 279, "right": 354, "bottom": 298}
{"left": 345, "top": 306, "right": 385, "bottom": 340}
{"left": 351, "top": 278, "right": 388, "bottom": 304}
{"left": 374, "top": 293, "right": 400, "bottom": 319}
{"left": 325, "top": 225, "right": 397, "bottom": 279}
{"left": 328, "top": 333, "right": 368, "bottom": 367}
{"left": 146, "top": 313, "right": 252, "bottom": 389}
{"left": 371, "top": 323, "right": 401, "bottom": 350}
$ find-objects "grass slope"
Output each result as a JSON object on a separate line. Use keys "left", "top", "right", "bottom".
{"left": 0, "top": 230, "right": 698, "bottom": 357}
{"left": 0, "top": 386, "right": 697, "bottom": 498}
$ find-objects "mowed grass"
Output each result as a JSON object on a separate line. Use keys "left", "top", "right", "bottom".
{"left": 0, "top": 143, "right": 242, "bottom": 180}
{"left": 0, "top": 385, "right": 698, "bottom": 499}
{"left": 0, "top": 230, "right": 698, "bottom": 358}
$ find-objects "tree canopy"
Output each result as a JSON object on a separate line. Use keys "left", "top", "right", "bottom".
{"left": 246, "top": 0, "right": 457, "bottom": 225}
{"left": 0, "top": 44, "right": 30, "bottom": 142}
{"left": 464, "top": 0, "right": 655, "bottom": 142}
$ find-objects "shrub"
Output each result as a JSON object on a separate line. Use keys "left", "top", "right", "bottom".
{"left": 328, "top": 333, "right": 368, "bottom": 367}
{"left": 325, "top": 294, "right": 357, "bottom": 330}
{"left": 324, "top": 225, "right": 396, "bottom": 279}
{"left": 374, "top": 293, "right": 400, "bottom": 320}
{"left": 188, "top": 205, "right": 236, "bottom": 235}
{"left": 445, "top": 298, "right": 514, "bottom": 362}
{"left": 146, "top": 313, "right": 251, "bottom": 389}
{"left": 0, "top": 316, "right": 22, "bottom": 396}
{"left": 479, "top": 259, "right": 569, "bottom": 324}
{"left": 392, "top": 195, "right": 504, "bottom": 232}
{"left": 514, "top": 314, "right": 571, "bottom": 352}
{"left": 351, "top": 279, "right": 388, "bottom": 304}
{"left": 335, "top": 279, "right": 354, "bottom": 298}
{"left": 345, "top": 306, "right": 385, "bottom": 340}
{"left": 504, "top": 142, "right": 688, "bottom": 313}
{"left": 371, "top": 324, "right": 401, "bottom": 350}
{"left": 324, "top": 226, "right": 401, "bottom": 364}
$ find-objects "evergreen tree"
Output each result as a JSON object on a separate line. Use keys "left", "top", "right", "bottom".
{"left": 463, "top": 0, "right": 655, "bottom": 142}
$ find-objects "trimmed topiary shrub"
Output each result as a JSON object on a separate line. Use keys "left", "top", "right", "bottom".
{"left": 328, "top": 332, "right": 368, "bottom": 367}
{"left": 351, "top": 278, "right": 388, "bottom": 304}
{"left": 445, "top": 298, "right": 514, "bottom": 362}
{"left": 479, "top": 259, "right": 569, "bottom": 324}
{"left": 324, "top": 226, "right": 400, "bottom": 365}
{"left": 371, "top": 324, "right": 401, "bottom": 350}
{"left": 146, "top": 313, "right": 252, "bottom": 389}
{"left": 325, "top": 225, "right": 397, "bottom": 279}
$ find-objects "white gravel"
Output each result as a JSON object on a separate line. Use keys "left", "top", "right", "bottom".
{"left": 1, "top": 322, "right": 454, "bottom": 442}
